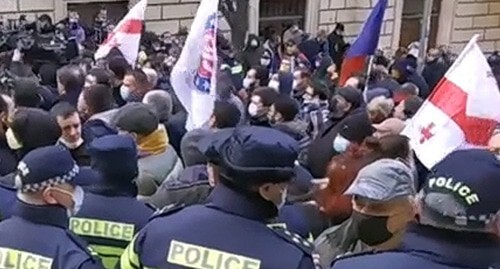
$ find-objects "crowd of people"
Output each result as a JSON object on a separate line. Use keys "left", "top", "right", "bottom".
{"left": 0, "top": 10, "right": 497, "bottom": 269}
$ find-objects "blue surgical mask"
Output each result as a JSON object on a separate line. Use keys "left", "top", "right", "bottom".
{"left": 333, "top": 135, "right": 350, "bottom": 153}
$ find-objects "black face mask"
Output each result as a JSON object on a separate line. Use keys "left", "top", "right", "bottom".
{"left": 352, "top": 211, "right": 393, "bottom": 246}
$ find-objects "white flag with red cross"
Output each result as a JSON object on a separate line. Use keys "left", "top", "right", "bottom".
{"left": 402, "top": 35, "right": 500, "bottom": 169}
{"left": 94, "top": 0, "right": 147, "bottom": 66}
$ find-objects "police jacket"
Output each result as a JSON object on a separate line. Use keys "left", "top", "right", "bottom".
{"left": 71, "top": 189, "right": 155, "bottom": 269}
{"left": 0, "top": 200, "right": 103, "bottom": 268}
{"left": 120, "top": 184, "right": 321, "bottom": 269}
{"left": 0, "top": 183, "right": 16, "bottom": 220}
{"left": 331, "top": 224, "right": 500, "bottom": 269}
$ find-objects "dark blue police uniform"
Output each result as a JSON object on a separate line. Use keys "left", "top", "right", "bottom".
{"left": 0, "top": 145, "right": 103, "bottom": 268}
{"left": 332, "top": 149, "right": 500, "bottom": 269}
{"left": 71, "top": 135, "right": 155, "bottom": 269}
{"left": 120, "top": 127, "right": 321, "bottom": 269}
{"left": 0, "top": 183, "right": 16, "bottom": 220}
{"left": 331, "top": 224, "right": 499, "bottom": 269}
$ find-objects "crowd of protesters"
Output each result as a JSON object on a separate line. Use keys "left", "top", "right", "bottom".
{"left": 0, "top": 9, "right": 498, "bottom": 269}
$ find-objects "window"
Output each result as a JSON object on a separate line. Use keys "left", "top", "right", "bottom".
{"left": 399, "top": 0, "right": 442, "bottom": 48}
{"left": 259, "top": 0, "right": 307, "bottom": 35}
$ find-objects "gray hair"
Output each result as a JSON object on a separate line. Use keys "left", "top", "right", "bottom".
{"left": 142, "top": 68, "right": 158, "bottom": 90}
{"left": 143, "top": 90, "right": 173, "bottom": 122}
{"left": 367, "top": 96, "right": 394, "bottom": 118}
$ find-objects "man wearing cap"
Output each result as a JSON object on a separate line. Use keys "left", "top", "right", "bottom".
{"left": 331, "top": 149, "right": 500, "bottom": 269}
{"left": 113, "top": 103, "right": 183, "bottom": 198}
{"left": 0, "top": 145, "right": 104, "bottom": 268}
{"left": 314, "top": 159, "right": 416, "bottom": 268}
{"left": 120, "top": 127, "right": 320, "bottom": 269}
{"left": 70, "top": 134, "right": 155, "bottom": 269}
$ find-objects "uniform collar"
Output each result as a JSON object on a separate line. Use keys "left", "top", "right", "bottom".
{"left": 12, "top": 199, "right": 69, "bottom": 229}
{"left": 207, "top": 184, "right": 277, "bottom": 222}
{"left": 400, "top": 224, "right": 499, "bottom": 268}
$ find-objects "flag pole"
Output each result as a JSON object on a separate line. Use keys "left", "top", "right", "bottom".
{"left": 417, "top": 0, "right": 434, "bottom": 73}
{"left": 363, "top": 55, "right": 375, "bottom": 103}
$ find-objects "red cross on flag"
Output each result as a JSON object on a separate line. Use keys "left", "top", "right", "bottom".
{"left": 94, "top": 0, "right": 147, "bottom": 66}
{"left": 402, "top": 35, "right": 500, "bottom": 169}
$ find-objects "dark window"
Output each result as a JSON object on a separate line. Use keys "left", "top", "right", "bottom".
{"left": 259, "top": 0, "right": 307, "bottom": 36}
{"left": 399, "top": 0, "right": 442, "bottom": 48}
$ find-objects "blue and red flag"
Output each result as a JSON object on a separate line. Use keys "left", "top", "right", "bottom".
{"left": 339, "top": 0, "right": 388, "bottom": 85}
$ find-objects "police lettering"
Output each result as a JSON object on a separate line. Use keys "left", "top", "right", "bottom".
{"left": 428, "top": 177, "right": 480, "bottom": 205}
{"left": 0, "top": 247, "right": 53, "bottom": 269}
{"left": 167, "top": 240, "right": 261, "bottom": 269}
{"left": 70, "top": 218, "right": 135, "bottom": 241}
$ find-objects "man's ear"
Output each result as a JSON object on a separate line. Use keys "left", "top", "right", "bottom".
{"left": 42, "top": 188, "right": 58, "bottom": 205}
{"left": 258, "top": 183, "right": 273, "bottom": 202}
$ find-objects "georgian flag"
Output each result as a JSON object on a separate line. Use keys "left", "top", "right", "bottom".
{"left": 402, "top": 35, "right": 500, "bottom": 169}
{"left": 94, "top": 0, "right": 147, "bottom": 66}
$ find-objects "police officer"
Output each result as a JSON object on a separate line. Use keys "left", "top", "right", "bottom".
{"left": 120, "top": 126, "right": 321, "bottom": 268}
{"left": 0, "top": 145, "right": 104, "bottom": 268}
{"left": 71, "top": 135, "right": 155, "bottom": 269}
{"left": 331, "top": 149, "right": 500, "bottom": 269}
{"left": 0, "top": 108, "right": 62, "bottom": 220}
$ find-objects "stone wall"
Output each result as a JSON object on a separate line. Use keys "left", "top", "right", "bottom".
{"left": 0, "top": 0, "right": 55, "bottom": 22}
{"left": 317, "top": 0, "right": 397, "bottom": 51}
{"left": 451, "top": 0, "right": 500, "bottom": 52}
{"left": 143, "top": 0, "right": 230, "bottom": 35}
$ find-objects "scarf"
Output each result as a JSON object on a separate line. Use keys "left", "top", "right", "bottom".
{"left": 137, "top": 124, "right": 169, "bottom": 157}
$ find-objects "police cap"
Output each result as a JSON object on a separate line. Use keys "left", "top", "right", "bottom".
{"left": 216, "top": 126, "right": 299, "bottom": 183}
{"left": 87, "top": 134, "right": 139, "bottom": 181}
{"left": 15, "top": 145, "right": 101, "bottom": 193}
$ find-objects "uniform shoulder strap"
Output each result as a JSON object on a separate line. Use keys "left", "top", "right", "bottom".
{"left": 270, "top": 226, "right": 314, "bottom": 255}
{"left": 330, "top": 249, "right": 385, "bottom": 266}
{"left": 65, "top": 230, "right": 100, "bottom": 260}
{"left": 148, "top": 204, "right": 185, "bottom": 221}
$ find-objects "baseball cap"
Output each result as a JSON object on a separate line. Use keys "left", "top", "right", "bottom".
{"left": 15, "top": 145, "right": 101, "bottom": 193}
{"left": 345, "top": 159, "right": 415, "bottom": 201}
{"left": 114, "top": 103, "right": 159, "bottom": 136}
{"left": 421, "top": 149, "right": 500, "bottom": 229}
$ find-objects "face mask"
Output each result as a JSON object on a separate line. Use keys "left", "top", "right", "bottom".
{"left": 120, "top": 85, "right": 131, "bottom": 101}
{"left": 52, "top": 185, "right": 84, "bottom": 217}
{"left": 351, "top": 211, "right": 393, "bottom": 246}
{"left": 268, "top": 80, "right": 280, "bottom": 91}
{"left": 243, "top": 78, "right": 254, "bottom": 89}
{"left": 260, "top": 58, "right": 271, "bottom": 66}
{"left": 59, "top": 138, "right": 84, "bottom": 150}
{"left": 6, "top": 128, "right": 22, "bottom": 150}
{"left": 250, "top": 40, "right": 258, "bottom": 48}
{"left": 292, "top": 80, "right": 299, "bottom": 89}
{"left": 333, "top": 135, "right": 351, "bottom": 153}
{"left": 248, "top": 103, "right": 259, "bottom": 117}
{"left": 277, "top": 188, "right": 287, "bottom": 210}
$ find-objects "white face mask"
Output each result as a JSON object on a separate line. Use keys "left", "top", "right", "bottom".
{"left": 71, "top": 186, "right": 84, "bottom": 216}
{"left": 292, "top": 79, "right": 299, "bottom": 89}
{"left": 277, "top": 187, "right": 287, "bottom": 210}
{"left": 120, "top": 85, "right": 131, "bottom": 100}
{"left": 248, "top": 103, "right": 259, "bottom": 117}
{"left": 243, "top": 78, "right": 254, "bottom": 89}
{"left": 59, "top": 138, "right": 84, "bottom": 150}
{"left": 260, "top": 58, "right": 271, "bottom": 66}
{"left": 333, "top": 135, "right": 351, "bottom": 153}
{"left": 250, "top": 40, "right": 259, "bottom": 47}
{"left": 6, "top": 128, "right": 22, "bottom": 150}
{"left": 268, "top": 80, "right": 280, "bottom": 91}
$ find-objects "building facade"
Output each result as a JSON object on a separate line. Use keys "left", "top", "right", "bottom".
{"left": 1, "top": 0, "right": 500, "bottom": 53}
